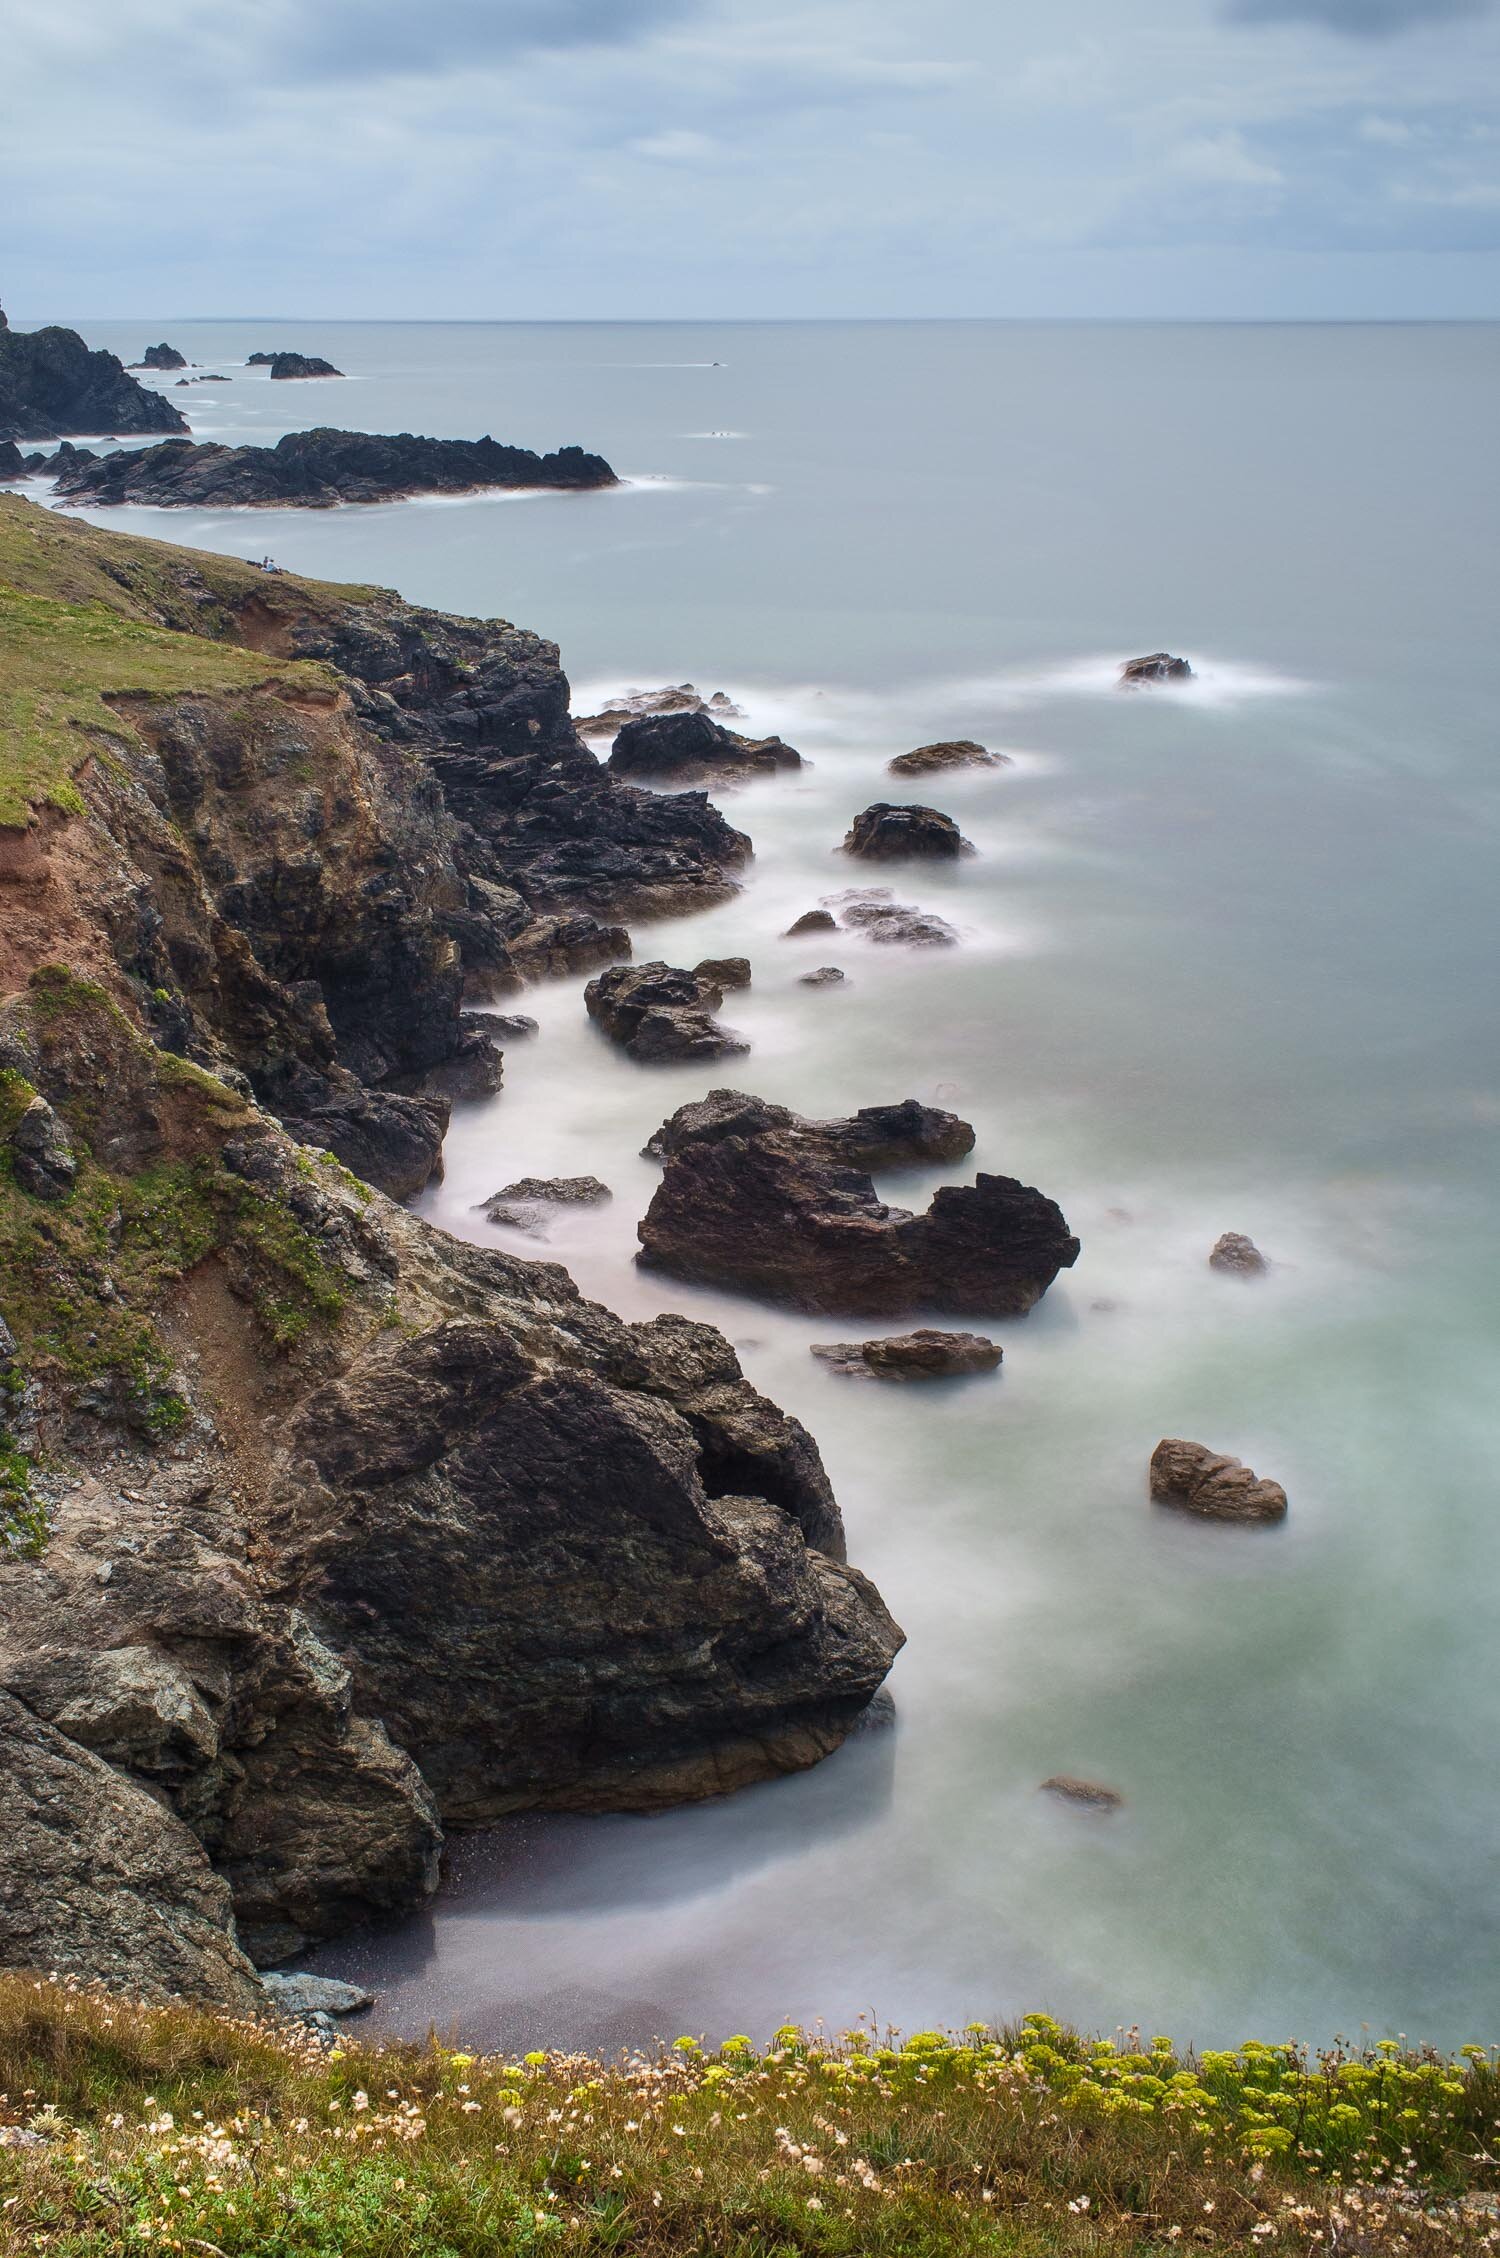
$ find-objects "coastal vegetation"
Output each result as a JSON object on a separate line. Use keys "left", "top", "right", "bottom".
{"left": 0, "top": 1982, "right": 1495, "bottom": 2256}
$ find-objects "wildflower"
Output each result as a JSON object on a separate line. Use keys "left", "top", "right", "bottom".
{"left": 807, "top": 2196, "right": 824, "bottom": 2211}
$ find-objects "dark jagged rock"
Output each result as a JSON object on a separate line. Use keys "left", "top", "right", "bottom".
{"left": 889, "top": 739, "right": 1008, "bottom": 777}
{"left": 694, "top": 956, "right": 751, "bottom": 990}
{"left": 1120, "top": 652, "right": 1193, "bottom": 687}
{"left": 576, "top": 684, "right": 743, "bottom": 737}
{"left": 1149, "top": 1439, "right": 1287, "bottom": 1523}
{"left": 799, "top": 965, "right": 845, "bottom": 987}
{"left": 609, "top": 708, "right": 801, "bottom": 785}
{"left": 0, "top": 979, "right": 903, "bottom": 1997}
{"left": 466, "top": 1010, "right": 538, "bottom": 1040}
{"left": 268, "top": 354, "right": 344, "bottom": 380}
{"left": 0, "top": 306, "right": 189, "bottom": 442}
{"left": 784, "top": 908, "right": 837, "bottom": 936}
{"left": 133, "top": 344, "right": 187, "bottom": 371}
{"left": 843, "top": 802, "right": 974, "bottom": 860}
{"left": 831, "top": 889, "right": 959, "bottom": 947}
{"left": 49, "top": 427, "right": 618, "bottom": 509}
{"left": 0, "top": 440, "right": 23, "bottom": 481}
{"left": 586, "top": 961, "right": 748, "bottom": 1062}
{"left": 1209, "top": 1231, "right": 1267, "bottom": 1276}
{"left": 812, "top": 1329, "right": 1001, "bottom": 1380}
{"left": 638, "top": 1091, "right": 1075, "bottom": 1317}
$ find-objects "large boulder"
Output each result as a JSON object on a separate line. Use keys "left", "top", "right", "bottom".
{"left": 843, "top": 803, "right": 973, "bottom": 860}
{"left": 1149, "top": 1439, "right": 1287, "bottom": 1523}
{"left": 609, "top": 709, "right": 801, "bottom": 785}
{"left": 638, "top": 1090, "right": 1078, "bottom": 1317}
{"left": 586, "top": 960, "right": 749, "bottom": 1062}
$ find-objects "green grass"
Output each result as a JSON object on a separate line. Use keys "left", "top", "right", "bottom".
{"left": 0, "top": 1984, "right": 1495, "bottom": 2257}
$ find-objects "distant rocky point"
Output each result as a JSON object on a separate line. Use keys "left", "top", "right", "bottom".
{"left": 246, "top": 351, "right": 345, "bottom": 378}
{"left": 0, "top": 305, "right": 189, "bottom": 443}
{"left": 45, "top": 426, "right": 619, "bottom": 508}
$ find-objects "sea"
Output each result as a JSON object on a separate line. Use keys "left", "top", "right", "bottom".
{"left": 35, "top": 316, "right": 1500, "bottom": 2055}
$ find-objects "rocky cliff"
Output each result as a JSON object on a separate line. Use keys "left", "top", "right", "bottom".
{"left": 47, "top": 428, "right": 617, "bottom": 508}
{"left": 0, "top": 498, "right": 901, "bottom": 2009}
{"left": 0, "top": 306, "right": 189, "bottom": 443}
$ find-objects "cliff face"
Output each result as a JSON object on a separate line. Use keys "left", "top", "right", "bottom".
{"left": 0, "top": 498, "right": 902, "bottom": 2010}
{"left": 0, "top": 308, "right": 189, "bottom": 442}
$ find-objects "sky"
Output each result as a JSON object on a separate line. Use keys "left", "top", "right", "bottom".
{"left": 5, "top": 0, "right": 1500, "bottom": 320}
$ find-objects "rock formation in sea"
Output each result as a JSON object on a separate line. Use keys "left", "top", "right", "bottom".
{"left": 132, "top": 343, "right": 188, "bottom": 371}
{"left": 1041, "top": 1776, "right": 1123, "bottom": 1810}
{"left": 1149, "top": 1440, "right": 1288, "bottom": 1522}
{"left": 784, "top": 908, "right": 837, "bottom": 936}
{"left": 0, "top": 305, "right": 189, "bottom": 442}
{"left": 828, "top": 889, "right": 960, "bottom": 946}
{"left": 888, "top": 739, "right": 1009, "bottom": 777}
{"left": 586, "top": 961, "right": 749, "bottom": 1061}
{"left": 575, "top": 684, "right": 743, "bottom": 737}
{"left": 843, "top": 803, "right": 974, "bottom": 860}
{"left": 479, "top": 1176, "right": 612, "bottom": 1231}
{"left": 0, "top": 499, "right": 903, "bottom": 2007}
{"left": 799, "top": 965, "right": 846, "bottom": 986}
{"left": 47, "top": 427, "right": 618, "bottom": 508}
{"left": 267, "top": 354, "right": 344, "bottom": 380}
{"left": 638, "top": 1090, "right": 1079, "bottom": 1316}
{"left": 608, "top": 709, "right": 802, "bottom": 785}
{"left": 1119, "top": 652, "right": 1193, "bottom": 687}
{"left": 811, "top": 1329, "right": 1002, "bottom": 1380}
{"left": 1209, "top": 1231, "right": 1267, "bottom": 1276}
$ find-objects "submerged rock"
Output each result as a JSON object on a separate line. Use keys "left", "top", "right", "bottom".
{"left": 1041, "top": 1776, "right": 1123, "bottom": 1811}
{"left": 799, "top": 965, "right": 846, "bottom": 987}
{"left": 639, "top": 1090, "right": 1078, "bottom": 1317}
{"left": 586, "top": 961, "right": 748, "bottom": 1062}
{"left": 1149, "top": 1439, "right": 1288, "bottom": 1523}
{"left": 843, "top": 802, "right": 973, "bottom": 860}
{"left": 812, "top": 1329, "right": 1001, "bottom": 1380}
{"left": 465, "top": 1010, "right": 539, "bottom": 1041}
{"left": 831, "top": 889, "right": 959, "bottom": 947}
{"left": 1209, "top": 1231, "right": 1267, "bottom": 1276}
{"left": 889, "top": 739, "right": 1008, "bottom": 777}
{"left": 48, "top": 427, "right": 618, "bottom": 508}
{"left": 1119, "top": 652, "right": 1193, "bottom": 687}
{"left": 608, "top": 709, "right": 801, "bottom": 785}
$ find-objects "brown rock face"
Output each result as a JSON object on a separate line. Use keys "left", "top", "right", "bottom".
{"left": 638, "top": 1090, "right": 1078, "bottom": 1318}
{"left": 1209, "top": 1232, "right": 1267, "bottom": 1276}
{"left": 1149, "top": 1439, "right": 1288, "bottom": 1523}
{"left": 843, "top": 803, "right": 973, "bottom": 860}
{"left": 812, "top": 1329, "right": 1002, "bottom": 1380}
{"left": 888, "top": 739, "right": 1008, "bottom": 778}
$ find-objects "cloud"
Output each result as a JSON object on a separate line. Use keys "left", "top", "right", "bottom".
{"left": 1227, "top": 0, "right": 1491, "bottom": 36}
{"left": 279, "top": 0, "right": 699, "bottom": 80}
{"left": 1360, "top": 113, "right": 1419, "bottom": 140}
{"left": 1168, "top": 127, "right": 1286, "bottom": 183}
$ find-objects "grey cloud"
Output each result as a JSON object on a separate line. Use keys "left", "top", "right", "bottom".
{"left": 1228, "top": 0, "right": 1490, "bottom": 34}
{"left": 279, "top": 0, "right": 698, "bottom": 80}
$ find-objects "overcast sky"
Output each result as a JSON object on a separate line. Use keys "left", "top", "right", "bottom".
{"left": 7, "top": 0, "right": 1500, "bottom": 320}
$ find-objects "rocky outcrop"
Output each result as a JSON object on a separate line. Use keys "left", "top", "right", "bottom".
{"left": 784, "top": 908, "right": 836, "bottom": 936}
{"left": 576, "top": 684, "right": 742, "bottom": 737}
{"left": 694, "top": 956, "right": 751, "bottom": 990}
{"left": 586, "top": 961, "right": 749, "bottom": 1062}
{"left": 268, "top": 354, "right": 344, "bottom": 380}
{"left": 49, "top": 428, "right": 618, "bottom": 509}
{"left": 799, "top": 965, "right": 845, "bottom": 987}
{"left": 609, "top": 709, "right": 801, "bottom": 785}
{"left": 843, "top": 803, "right": 973, "bottom": 860}
{"left": 133, "top": 344, "right": 187, "bottom": 372}
{"left": 1209, "top": 1232, "right": 1267, "bottom": 1276}
{"left": 811, "top": 1329, "right": 1002, "bottom": 1380}
{"left": 479, "top": 1176, "right": 611, "bottom": 1231}
{"left": 830, "top": 889, "right": 959, "bottom": 947}
{"left": 639, "top": 1090, "right": 1077, "bottom": 1317}
{"left": 889, "top": 739, "right": 1008, "bottom": 777}
{"left": 1120, "top": 653, "right": 1192, "bottom": 687}
{"left": 1149, "top": 1440, "right": 1287, "bottom": 1523}
{"left": 0, "top": 306, "right": 189, "bottom": 442}
{"left": 0, "top": 440, "right": 23, "bottom": 481}
{"left": 0, "top": 976, "right": 902, "bottom": 1991}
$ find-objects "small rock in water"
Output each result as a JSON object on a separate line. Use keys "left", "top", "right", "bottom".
{"left": 1119, "top": 651, "right": 1193, "bottom": 687}
{"left": 784, "top": 908, "right": 837, "bottom": 936}
{"left": 1149, "top": 1438, "right": 1288, "bottom": 1523}
{"left": 888, "top": 738, "right": 1008, "bottom": 777}
{"left": 812, "top": 1329, "right": 1001, "bottom": 1380}
{"left": 478, "top": 1176, "right": 611, "bottom": 1232}
{"left": 693, "top": 956, "right": 752, "bottom": 990}
{"left": 262, "top": 1971, "right": 374, "bottom": 2019}
{"left": 1041, "top": 1776, "right": 1123, "bottom": 1811}
{"left": 799, "top": 965, "right": 846, "bottom": 987}
{"left": 586, "top": 961, "right": 748, "bottom": 1062}
{"left": 1209, "top": 1231, "right": 1267, "bottom": 1276}
{"left": 830, "top": 889, "right": 959, "bottom": 947}
{"left": 843, "top": 802, "right": 974, "bottom": 861}
{"left": 465, "top": 1011, "right": 539, "bottom": 1041}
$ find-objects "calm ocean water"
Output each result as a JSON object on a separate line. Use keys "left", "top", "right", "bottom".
{"left": 45, "top": 318, "right": 1500, "bottom": 2052}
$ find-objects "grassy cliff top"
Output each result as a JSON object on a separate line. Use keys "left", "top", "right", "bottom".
{"left": 0, "top": 1982, "right": 1494, "bottom": 2257}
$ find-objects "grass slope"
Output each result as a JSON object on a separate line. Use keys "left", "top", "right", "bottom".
{"left": 0, "top": 1981, "right": 1495, "bottom": 2256}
